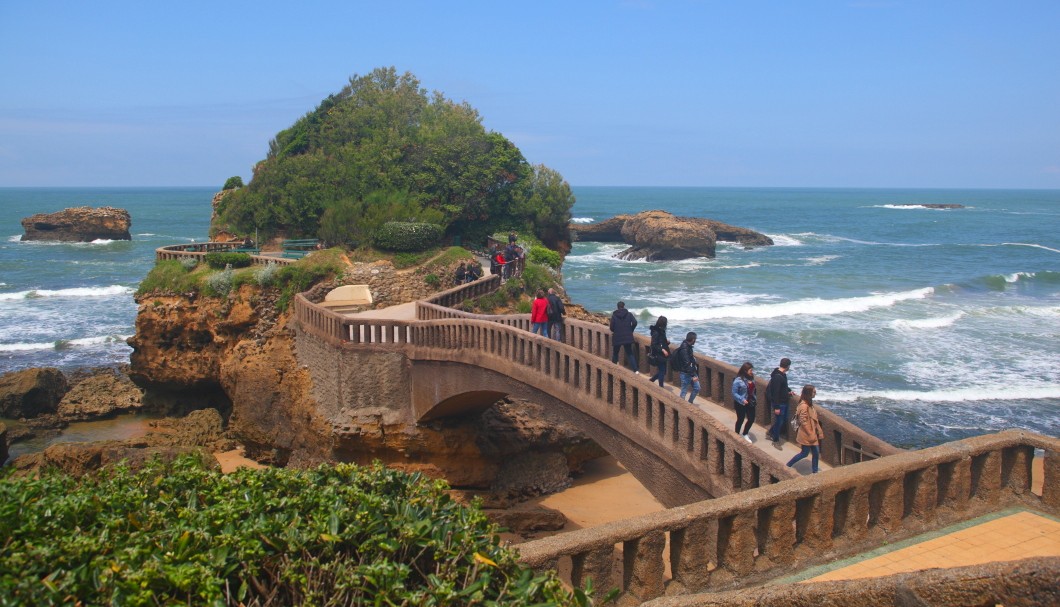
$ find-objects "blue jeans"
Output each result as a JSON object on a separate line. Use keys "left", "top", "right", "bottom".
{"left": 679, "top": 372, "right": 700, "bottom": 402}
{"left": 531, "top": 322, "right": 548, "bottom": 336}
{"left": 649, "top": 358, "right": 667, "bottom": 387}
{"left": 787, "top": 444, "right": 820, "bottom": 473}
{"left": 547, "top": 320, "right": 565, "bottom": 341}
{"left": 612, "top": 343, "right": 638, "bottom": 372}
{"left": 768, "top": 404, "right": 788, "bottom": 441}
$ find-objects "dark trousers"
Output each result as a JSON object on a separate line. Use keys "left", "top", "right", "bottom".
{"left": 612, "top": 342, "right": 637, "bottom": 372}
{"left": 768, "top": 404, "right": 788, "bottom": 441}
{"left": 547, "top": 319, "right": 565, "bottom": 341}
{"left": 735, "top": 402, "right": 756, "bottom": 435}
{"left": 649, "top": 357, "right": 667, "bottom": 386}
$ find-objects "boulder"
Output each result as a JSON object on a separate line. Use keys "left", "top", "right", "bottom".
{"left": 21, "top": 206, "right": 131, "bottom": 242}
{"left": 0, "top": 367, "right": 68, "bottom": 418}
{"left": 57, "top": 370, "right": 144, "bottom": 421}
{"left": 570, "top": 210, "right": 772, "bottom": 261}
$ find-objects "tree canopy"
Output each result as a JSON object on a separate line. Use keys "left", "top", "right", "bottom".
{"left": 215, "top": 67, "right": 574, "bottom": 248}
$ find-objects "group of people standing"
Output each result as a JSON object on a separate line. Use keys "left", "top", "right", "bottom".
{"left": 490, "top": 232, "right": 524, "bottom": 281}
{"left": 615, "top": 306, "right": 827, "bottom": 475}
{"left": 530, "top": 288, "right": 567, "bottom": 341}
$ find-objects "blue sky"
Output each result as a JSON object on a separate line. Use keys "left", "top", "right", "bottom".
{"left": 1, "top": 1, "right": 1058, "bottom": 188}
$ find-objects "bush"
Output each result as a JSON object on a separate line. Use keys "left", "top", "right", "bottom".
{"left": 528, "top": 245, "right": 562, "bottom": 269}
{"left": 424, "top": 273, "right": 440, "bottom": 287}
{"left": 254, "top": 261, "right": 280, "bottom": 287}
{"left": 222, "top": 175, "right": 244, "bottom": 190}
{"left": 373, "top": 222, "right": 443, "bottom": 252}
{"left": 204, "top": 265, "right": 234, "bottom": 297}
{"left": 0, "top": 456, "right": 588, "bottom": 606}
{"left": 204, "top": 252, "right": 252, "bottom": 269}
{"left": 180, "top": 257, "right": 199, "bottom": 271}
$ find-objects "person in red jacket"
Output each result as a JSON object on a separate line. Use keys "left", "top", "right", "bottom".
{"left": 530, "top": 290, "right": 549, "bottom": 336}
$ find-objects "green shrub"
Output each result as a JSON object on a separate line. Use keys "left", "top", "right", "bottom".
{"left": 516, "top": 299, "right": 532, "bottom": 313}
{"left": 222, "top": 175, "right": 244, "bottom": 190}
{"left": 424, "top": 273, "right": 440, "bottom": 287}
{"left": 0, "top": 456, "right": 589, "bottom": 606}
{"left": 204, "top": 265, "right": 235, "bottom": 297}
{"left": 373, "top": 221, "right": 443, "bottom": 252}
{"left": 254, "top": 261, "right": 280, "bottom": 287}
{"left": 204, "top": 252, "right": 252, "bottom": 269}
{"left": 180, "top": 256, "right": 199, "bottom": 271}
{"left": 528, "top": 245, "right": 562, "bottom": 269}
{"left": 136, "top": 260, "right": 202, "bottom": 297}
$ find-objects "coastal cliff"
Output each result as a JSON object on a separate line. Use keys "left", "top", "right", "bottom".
{"left": 128, "top": 268, "right": 602, "bottom": 498}
{"left": 570, "top": 210, "right": 773, "bottom": 261}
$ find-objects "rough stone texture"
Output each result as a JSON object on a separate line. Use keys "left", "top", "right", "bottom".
{"left": 0, "top": 367, "right": 68, "bottom": 418}
{"left": 21, "top": 206, "right": 131, "bottom": 242}
{"left": 0, "top": 422, "right": 8, "bottom": 464}
{"left": 569, "top": 211, "right": 773, "bottom": 261}
{"left": 641, "top": 557, "right": 1059, "bottom": 607}
{"left": 483, "top": 504, "right": 567, "bottom": 534}
{"left": 56, "top": 370, "right": 143, "bottom": 421}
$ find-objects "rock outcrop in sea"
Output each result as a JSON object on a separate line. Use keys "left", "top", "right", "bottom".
{"left": 20, "top": 206, "right": 132, "bottom": 242}
{"left": 569, "top": 210, "right": 773, "bottom": 261}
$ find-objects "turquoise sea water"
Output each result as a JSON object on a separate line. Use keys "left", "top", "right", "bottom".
{"left": 1, "top": 186, "right": 1057, "bottom": 448}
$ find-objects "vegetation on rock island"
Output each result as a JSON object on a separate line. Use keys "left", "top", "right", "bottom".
{"left": 215, "top": 67, "right": 574, "bottom": 250}
{"left": 0, "top": 455, "right": 594, "bottom": 606}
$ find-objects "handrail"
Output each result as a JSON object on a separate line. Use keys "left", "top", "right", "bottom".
{"left": 155, "top": 242, "right": 297, "bottom": 267}
{"left": 516, "top": 429, "right": 1058, "bottom": 604}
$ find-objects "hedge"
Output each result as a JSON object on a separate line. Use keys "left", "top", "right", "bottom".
{"left": 203, "top": 252, "right": 253, "bottom": 269}
{"left": 373, "top": 221, "right": 443, "bottom": 252}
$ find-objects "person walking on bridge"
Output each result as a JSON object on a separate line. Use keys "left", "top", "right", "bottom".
{"left": 530, "top": 290, "right": 549, "bottom": 337}
{"left": 609, "top": 301, "right": 639, "bottom": 373}
{"left": 648, "top": 316, "right": 671, "bottom": 387}
{"left": 673, "top": 332, "right": 700, "bottom": 403}
{"left": 546, "top": 288, "right": 566, "bottom": 341}
{"left": 766, "top": 358, "right": 795, "bottom": 444}
{"left": 732, "top": 362, "right": 757, "bottom": 442}
{"left": 786, "top": 385, "right": 824, "bottom": 474}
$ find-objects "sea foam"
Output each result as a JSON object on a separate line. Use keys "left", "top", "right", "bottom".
{"left": 0, "top": 285, "right": 133, "bottom": 301}
{"left": 571, "top": 217, "right": 595, "bottom": 224}
{"left": 644, "top": 287, "right": 934, "bottom": 321}
{"left": 890, "top": 312, "right": 965, "bottom": 330}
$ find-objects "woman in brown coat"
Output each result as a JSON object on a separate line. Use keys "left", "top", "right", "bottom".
{"left": 785, "top": 385, "right": 824, "bottom": 473}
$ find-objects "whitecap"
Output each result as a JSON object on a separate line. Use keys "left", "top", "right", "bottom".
{"left": 0, "top": 285, "right": 134, "bottom": 301}
{"left": 6, "top": 235, "right": 20, "bottom": 242}
{"left": 890, "top": 312, "right": 965, "bottom": 330}
{"left": 804, "top": 255, "right": 839, "bottom": 266}
{"left": 826, "top": 383, "right": 1060, "bottom": 404}
{"left": 89, "top": 239, "right": 115, "bottom": 244}
{"left": 765, "top": 234, "right": 804, "bottom": 247}
{"left": 571, "top": 217, "right": 595, "bottom": 224}
{"left": 1000, "top": 242, "right": 1060, "bottom": 254}
{"left": 873, "top": 204, "right": 955, "bottom": 211}
{"left": 641, "top": 287, "right": 934, "bottom": 321}
{"left": 0, "top": 334, "right": 130, "bottom": 352}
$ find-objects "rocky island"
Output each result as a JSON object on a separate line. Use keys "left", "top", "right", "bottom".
{"left": 20, "top": 206, "right": 132, "bottom": 242}
{"left": 569, "top": 209, "right": 773, "bottom": 261}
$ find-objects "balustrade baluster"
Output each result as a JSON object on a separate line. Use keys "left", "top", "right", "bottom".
{"left": 1044, "top": 450, "right": 1060, "bottom": 508}
{"left": 757, "top": 501, "right": 796, "bottom": 568}
{"left": 716, "top": 512, "right": 756, "bottom": 581}
{"left": 570, "top": 546, "right": 615, "bottom": 595}
{"left": 903, "top": 467, "right": 938, "bottom": 522}
{"left": 671, "top": 518, "right": 717, "bottom": 592}
{"left": 867, "top": 479, "right": 903, "bottom": 534}
{"left": 970, "top": 451, "right": 1002, "bottom": 505}
{"left": 1000, "top": 445, "right": 1034, "bottom": 496}
{"left": 623, "top": 531, "right": 666, "bottom": 603}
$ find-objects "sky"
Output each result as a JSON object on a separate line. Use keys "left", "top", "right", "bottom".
{"left": 1, "top": 1, "right": 1058, "bottom": 189}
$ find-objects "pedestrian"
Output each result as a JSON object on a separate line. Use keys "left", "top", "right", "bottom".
{"left": 546, "top": 288, "right": 566, "bottom": 341}
{"left": 648, "top": 316, "right": 670, "bottom": 387}
{"left": 494, "top": 250, "right": 508, "bottom": 280}
{"left": 732, "top": 362, "right": 757, "bottom": 442}
{"left": 766, "top": 358, "right": 795, "bottom": 443}
{"left": 454, "top": 263, "right": 466, "bottom": 284}
{"left": 466, "top": 263, "right": 481, "bottom": 282}
{"left": 786, "top": 385, "right": 824, "bottom": 473}
{"left": 609, "top": 301, "right": 639, "bottom": 373}
{"left": 530, "top": 290, "right": 549, "bottom": 336}
{"left": 508, "top": 231, "right": 518, "bottom": 246}
{"left": 673, "top": 332, "right": 700, "bottom": 403}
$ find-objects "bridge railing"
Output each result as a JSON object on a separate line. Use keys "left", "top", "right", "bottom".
{"left": 516, "top": 429, "right": 1059, "bottom": 605}
{"left": 413, "top": 301, "right": 900, "bottom": 467}
{"left": 407, "top": 318, "right": 798, "bottom": 498}
{"left": 155, "top": 243, "right": 296, "bottom": 267}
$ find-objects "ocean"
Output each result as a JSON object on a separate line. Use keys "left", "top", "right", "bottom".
{"left": 1, "top": 186, "right": 1057, "bottom": 449}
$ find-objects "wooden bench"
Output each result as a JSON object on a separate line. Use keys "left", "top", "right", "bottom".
{"left": 317, "top": 284, "right": 373, "bottom": 313}
{"left": 281, "top": 239, "right": 319, "bottom": 259}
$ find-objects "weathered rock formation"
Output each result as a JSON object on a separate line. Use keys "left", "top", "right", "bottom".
{"left": 0, "top": 422, "right": 8, "bottom": 465}
{"left": 895, "top": 203, "right": 965, "bottom": 209}
{"left": 21, "top": 206, "right": 132, "bottom": 242}
{"left": 569, "top": 210, "right": 773, "bottom": 261}
{"left": 56, "top": 369, "right": 143, "bottom": 421}
{"left": 0, "top": 367, "right": 68, "bottom": 418}
{"left": 129, "top": 268, "right": 604, "bottom": 499}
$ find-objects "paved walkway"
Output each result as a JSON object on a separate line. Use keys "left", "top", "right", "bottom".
{"left": 779, "top": 508, "right": 1060, "bottom": 584}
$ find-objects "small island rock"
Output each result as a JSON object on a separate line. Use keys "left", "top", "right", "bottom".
{"left": 21, "top": 206, "right": 132, "bottom": 242}
{"left": 570, "top": 210, "right": 773, "bottom": 261}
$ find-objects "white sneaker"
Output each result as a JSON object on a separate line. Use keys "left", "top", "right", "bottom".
{"left": 743, "top": 434, "right": 752, "bottom": 443}
{"left": 634, "top": 371, "right": 640, "bottom": 375}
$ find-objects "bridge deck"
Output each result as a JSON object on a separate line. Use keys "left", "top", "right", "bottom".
{"left": 342, "top": 295, "right": 828, "bottom": 475}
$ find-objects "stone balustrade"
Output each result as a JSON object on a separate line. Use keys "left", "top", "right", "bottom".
{"left": 155, "top": 243, "right": 296, "bottom": 267}
{"left": 516, "top": 429, "right": 1058, "bottom": 605}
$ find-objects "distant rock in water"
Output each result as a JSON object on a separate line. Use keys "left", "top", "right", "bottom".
{"left": 21, "top": 206, "right": 131, "bottom": 242}
{"left": 896, "top": 203, "right": 965, "bottom": 209}
{"left": 569, "top": 210, "right": 773, "bottom": 261}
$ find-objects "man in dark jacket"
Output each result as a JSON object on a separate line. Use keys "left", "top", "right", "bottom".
{"left": 609, "top": 301, "right": 639, "bottom": 373}
{"left": 546, "top": 288, "right": 566, "bottom": 341}
{"left": 766, "top": 357, "right": 795, "bottom": 442}
{"left": 673, "top": 332, "right": 700, "bottom": 403}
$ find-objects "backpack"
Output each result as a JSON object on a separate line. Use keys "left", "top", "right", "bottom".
{"left": 546, "top": 299, "right": 556, "bottom": 318}
{"left": 790, "top": 411, "right": 801, "bottom": 433}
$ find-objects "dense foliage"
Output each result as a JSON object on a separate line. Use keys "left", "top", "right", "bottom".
{"left": 222, "top": 176, "right": 244, "bottom": 190}
{"left": 0, "top": 456, "right": 590, "bottom": 606}
{"left": 214, "top": 67, "right": 575, "bottom": 247}
{"left": 373, "top": 221, "right": 444, "bottom": 252}
{"left": 204, "top": 252, "right": 253, "bottom": 269}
